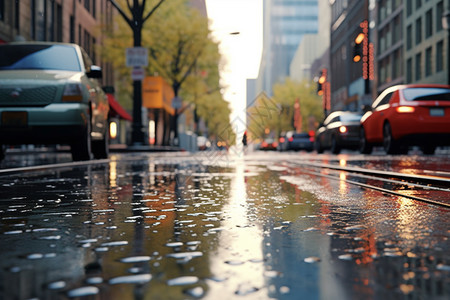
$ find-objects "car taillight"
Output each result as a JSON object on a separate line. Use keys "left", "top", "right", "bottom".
{"left": 273, "top": 142, "right": 278, "bottom": 147}
{"left": 262, "top": 142, "right": 268, "bottom": 147}
{"left": 62, "top": 84, "right": 83, "bottom": 102}
{"left": 288, "top": 137, "right": 294, "bottom": 142}
{"left": 396, "top": 106, "right": 415, "bottom": 113}
{"left": 309, "top": 137, "right": 314, "bottom": 142}
{"left": 279, "top": 137, "right": 285, "bottom": 143}
{"left": 339, "top": 126, "right": 347, "bottom": 133}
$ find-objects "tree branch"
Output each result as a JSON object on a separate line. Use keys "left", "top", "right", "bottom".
{"left": 109, "top": 0, "right": 133, "bottom": 28}
{"left": 143, "top": 0, "right": 166, "bottom": 23}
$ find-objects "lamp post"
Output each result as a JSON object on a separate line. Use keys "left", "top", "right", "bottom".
{"left": 443, "top": 10, "right": 450, "bottom": 85}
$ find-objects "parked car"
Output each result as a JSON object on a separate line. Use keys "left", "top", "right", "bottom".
{"left": 277, "top": 131, "right": 294, "bottom": 151}
{"left": 315, "top": 111, "right": 363, "bottom": 154}
{"left": 259, "top": 138, "right": 278, "bottom": 151}
{"left": 0, "top": 42, "right": 109, "bottom": 161}
{"left": 288, "top": 132, "right": 314, "bottom": 151}
{"left": 359, "top": 84, "right": 450, "bottom": 155}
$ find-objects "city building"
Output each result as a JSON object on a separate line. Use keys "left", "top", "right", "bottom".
{"left": 376, "top": 0, "right": 404, "bottom": 93}
{"left": 330, "top": 0, "right": 372, "bottom": 112}
{"left": 290, "top": 0, "right": 331, "bottom": 82}
{"left": 256, "top": 0, "right": 319, "bottom": 97}
{"left": 404, "top": 0, "right": 447, "bottom": 85}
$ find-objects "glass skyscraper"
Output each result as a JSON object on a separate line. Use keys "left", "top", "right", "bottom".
{"left": 258, "top": 0, "right": 319, "bottom": 96}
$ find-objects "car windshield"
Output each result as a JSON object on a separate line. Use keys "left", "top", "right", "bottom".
{"left": 403, "top": 88, "right": 450, "bottom": 101}
{"left": 293, "top": 133, "right": 310, "bottom": 138}
{"left": 0, "top": 44, "right": 81, "bottom": 71}
{"left": 340, "top": 114, "right": 362, "bottom": 122}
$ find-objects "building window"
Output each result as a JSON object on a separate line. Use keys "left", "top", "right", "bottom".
{"left": 56, "top": 3, "right": 62, "bottom": 42}
{"left": 415, "top": 17, "right": 422, "bottom": 45}
{"left": 393, "top": 16, "right": 401, "bottom": 43}
{"left": 425, "top": 9, "right": 432, "bottom": 38}
{"left": 415, "top": 52, "right": 422, "bottom": 81}
{"left": 416, "top": 0, "right": 421, "bottom": 10}
{"left": 406, "top": 25, "right": 412, "bottom": 50}
{"left": 70, "top": 16, "right": 75, "bottom": 43}
{"left": 406, "top": 58, "right": 412, "bottom": 83}
{"left": 0, "top": 0, "right": 4, "bottom": 21}
{"left": 425, "top": 47, "right": 432, "bottom": 77}
{"left": 406, "top": 0, "right": 412, "bottom": 17}
{"left": 31, "top": 0, "right": 46, "bottom": 41}
{"left": 78, "top": 24, "right": 82, "bottom": 45}
{"left": 15, "top": 0, "right": 19, "bottom": 30}
{"left": 436, "top": 40, "right": 443, "bottom": 72}
{"left": 436, "top": 1, "right": 443, "bottom": 32}
{"left": 393, "top": 49, "right": 402, "bottom": 79}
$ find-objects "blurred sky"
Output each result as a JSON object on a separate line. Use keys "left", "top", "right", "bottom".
{"left": 205, "top": 0, "right": 262, "bottom": 137}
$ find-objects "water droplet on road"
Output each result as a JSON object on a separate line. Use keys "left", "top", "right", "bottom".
{"left": 67, "top": 286, "right": 99, "bottom": 298}
{"left": 47, "top": 281, "right": 66, "bottom": 290}
{"left": 304, "top": 256, "right": 321, "bottom": 263}
{"left": 167, "top": 276, "right": 199, "bottom": 286}
{"left": 109, "top": 273, "right": 152, "bottom": 285}
{"left": 165, "top": 242, "right": 183, "bottom": 247}
{"left": 86, "top": 277, "right": 103, "bottom": 284}
{"left": 338, "top": 254, "right": 353, "bottom": 260}
{"left": 101, "top": 241, "right": 128, "bottom": 247}
{"left": 119, "top": 256, "right": 151, "bottom": 263}
{"left": 184, "top": 286, "right": 204, "bottom": 298}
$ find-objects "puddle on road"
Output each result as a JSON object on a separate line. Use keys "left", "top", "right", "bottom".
{"left": 0, "top": 155, "right": 449, "bottom": 299}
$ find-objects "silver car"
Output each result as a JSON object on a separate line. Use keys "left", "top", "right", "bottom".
{"left": 0, "top": 42, "right": 109, "bottom": 161}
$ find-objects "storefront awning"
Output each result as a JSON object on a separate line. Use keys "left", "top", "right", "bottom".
{"left": 107, "top": 93, "right": 132, "bottom": 121}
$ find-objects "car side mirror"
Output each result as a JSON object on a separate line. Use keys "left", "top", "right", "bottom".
{"left": 87, "top": 65, "right": 102, "bottom": 79}
{"left": 362, "top": 104, "right": 372, "bottom": 112}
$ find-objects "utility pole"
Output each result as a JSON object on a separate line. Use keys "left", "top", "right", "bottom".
{"left": 108, "top": 0, "right": 166, "bottom": 145}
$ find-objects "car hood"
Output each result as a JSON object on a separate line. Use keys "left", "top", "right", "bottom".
{"left": 0, "top": 70, "right": 83, "bottom": 85}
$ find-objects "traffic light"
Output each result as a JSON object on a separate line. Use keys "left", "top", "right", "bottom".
{"left": 353, "top": 33, "right": 364, "bottom": 62}
{"left": 317, "top": 71, "right": 323, "bottom": 95}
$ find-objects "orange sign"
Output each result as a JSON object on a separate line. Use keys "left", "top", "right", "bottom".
{"left": 142, "top": 76, "right": 175, "bottom": 115}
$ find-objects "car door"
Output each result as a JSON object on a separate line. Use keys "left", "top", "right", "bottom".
{"left": 80, "top": 49, "right": 108, "bottom": 138}
{"left": 365, "top": 91, "right": 394, "bottom": 142}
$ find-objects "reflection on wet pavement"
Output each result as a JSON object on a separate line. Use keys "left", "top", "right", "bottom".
{"left": 0, "top": 153, "right": 449, "bottom": 299}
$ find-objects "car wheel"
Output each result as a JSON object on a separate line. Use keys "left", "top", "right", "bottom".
{"left": 315, "top": 140, "right": 324, "bottom": 153}
{"left": 71, "top": 123, "right": 92, "bottom": 161}
{"left": 359, "top": 127, "right": 373, "bottom": 154}
{"left": 0, "top": 145, "right": 6, "bottom": 161}
{"left": 92, "top": 129, "right": 109, "bottom": 159}
{"left": 421, "top": 145, "right": 436, "bottom": 155}
{"left": 330, "top": 135, "right": 341, "bottom": 154}
{"left": 383, "top": 122, "right": 401, "bottom": 154}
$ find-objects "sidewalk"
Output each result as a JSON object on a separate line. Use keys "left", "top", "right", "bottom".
{"left": 109, "top": 144, "right": 182, "bottom": 152}
{"left": 4, "top": 144, "right": 183, "bottom": 155}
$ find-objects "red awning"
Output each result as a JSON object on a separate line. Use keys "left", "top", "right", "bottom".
{"left": 107, "top": 93, "right": 132, "bottom": 121}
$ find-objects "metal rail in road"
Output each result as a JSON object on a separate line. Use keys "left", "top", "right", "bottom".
{"left": 291, "top": 161, "right": 450, "bottom": 208}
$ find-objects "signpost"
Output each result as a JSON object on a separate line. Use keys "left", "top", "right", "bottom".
{"left": 126, "top": 47, "right": 148, "bottom": 68}
{"left": 131, "top": 67, "right": 146, "bottom": 81}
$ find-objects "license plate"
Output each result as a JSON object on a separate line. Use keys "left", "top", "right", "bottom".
{"left": 1, "top": 111, "right": 28, "bottom": 127}
{"left": 429, "top": 108, "right": 444, "bottom": 116}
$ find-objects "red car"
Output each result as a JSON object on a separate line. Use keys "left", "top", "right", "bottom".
{"left": 359, "top": 84, "right": 450, "bottom": 155}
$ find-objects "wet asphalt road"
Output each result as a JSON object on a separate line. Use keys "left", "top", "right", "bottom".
{"left": 0, "top": 150, "right": 449, "bottom": 300}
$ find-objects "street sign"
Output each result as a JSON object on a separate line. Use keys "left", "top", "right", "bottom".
{"left": 131, "top": 67, "right": 145, "bottom": 81}
{"left": 172, "top": 96, "right": 182, "bottom": 109}
{"left": 126, "top": 47, "right": 148, "bottom": 67}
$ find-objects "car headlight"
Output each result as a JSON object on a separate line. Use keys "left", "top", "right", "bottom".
{"left": 62, "top": 83, "right": 83, "bottom": 102}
